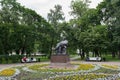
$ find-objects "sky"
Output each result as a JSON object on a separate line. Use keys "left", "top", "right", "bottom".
{"left": 17, "top": 0, "right": 103, "bottom": 21}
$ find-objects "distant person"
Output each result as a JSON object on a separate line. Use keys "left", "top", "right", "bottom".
{"left": 23, "top": 57, "right": 27, "bottom": 62}
{"left": 31, "top": 57, "right": 33, "bottom": 61}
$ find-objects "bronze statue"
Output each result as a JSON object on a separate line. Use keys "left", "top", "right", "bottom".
{"left": 55, "top": 39, "right": 68, "bottom": 55}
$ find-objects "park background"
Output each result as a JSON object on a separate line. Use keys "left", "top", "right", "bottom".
{"left": 0, "top": 0, "right": 120, "bottom": 63}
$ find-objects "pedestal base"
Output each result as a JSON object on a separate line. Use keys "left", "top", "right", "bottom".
{"left": 50, "top": 54, "right": 70, "bottom": 63}
{"left": 50, "top": 55, "right": 75, "bottom": 69}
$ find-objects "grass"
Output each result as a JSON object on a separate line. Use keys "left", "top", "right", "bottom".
{"left": 103, "top": 55, "right": 120, "bottom": 61}
{"left": 70, "top": 54, "right": 78, "bottom": 58}
{"left": 17, "top": 72, "right": 54, "bottom": 80}
{"left": 71, "top": 54, "right": 120, "bottom": 62}
{"left": 39, "top": 57, "right": 49, "bottom": 62}
{"left": 28, "top": 56, "right": 50, "bottom": 62}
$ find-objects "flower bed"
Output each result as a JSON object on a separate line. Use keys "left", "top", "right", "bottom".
{"left": 77, "top": 64, "right": 94, "bottom": 70}
{"left": 26, "top": 63, "right": 99, "bottom": 73}
{"left": 0, "top": 68, "right": 15, "bottom": 76}
{"left": 3, "top": 63, "right": 119, "bottom": 80}
{"left": 101, "top": 64, "right": 120, "bottom": 70}
{"left": 28, "top": 64, "right": 73, "bottom": 72}
{"left": 48, "top": 73, "right": 110, "bottom": 80}
{"left": 0, "top": 68, "right": 20, "bottom": 80}
{"left": 29, "top": 64, "right": 48, "bottom": 71}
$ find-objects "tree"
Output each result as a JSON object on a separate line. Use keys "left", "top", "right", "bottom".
{"left": 0, "top": 24, "right": 11, "bottom": 55}
{"left": 69, "top": 0, "right": 91, "bottom": 59}
{"left": 0, "top": 0, "right": 21, "bottom": 24}
{"left": 0, "top": 0, "right": 51, "bottom": 56}
{"left": 80, "top": 25, "right": 108, "bottom": 57}
{"left": 70, "top": 0, "right": 90, "bottom": 18}
{"left": 47, "top": 4, "right": 65, "bottom": 56}
{"left": 97, "top": 0, "right": 120, "bottom": 58}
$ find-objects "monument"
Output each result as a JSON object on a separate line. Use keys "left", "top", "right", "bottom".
{"left": 50, "top": 39, "right": 70, "bottom": 64}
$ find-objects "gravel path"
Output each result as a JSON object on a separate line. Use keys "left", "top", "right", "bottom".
{"left": 0, "top": 62, "right": 49, "bottom": 70}
{"left": 0, "top": 61, "right": 120, "bottom": 70}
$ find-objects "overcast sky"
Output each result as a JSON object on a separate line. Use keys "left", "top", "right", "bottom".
{"left": 17, "top": 0, "right": 103, "bottom": 21}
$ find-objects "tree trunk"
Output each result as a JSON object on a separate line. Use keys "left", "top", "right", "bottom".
{"left": 94, "top": 48, "right": 99, "bottom": 57}
{"left": 16, "top": 50, "right": 20, "bottom": 55}
{"left": 99, "top": 51, "right": 101, "bottom": 57}
{"left": 112, "top": 51, "right": 115, "bottom": 58}
{"left": 86, "top": 51, "right": 89, "bottom": 57}
{"left": 81, "top": 49, "right": 85, "bottom": 59}
{"left": 21, "top": 47, "right": 25, "bottom": 55}
{"left": 118, "top": 52, "right": 120, "bottom": 59}
{"left": 5, "top": 52, "right": 9, "bottom": 64}
{"left": 92, "top": 51, "right": 95, "bottom": 57}
{"left": 49, "top": 36, "right": 54, "bottom": 59}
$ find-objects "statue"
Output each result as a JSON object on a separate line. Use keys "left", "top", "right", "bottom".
{"left": 51, "top": 39, "right": 70, "bottom": 63}
{"left": 55, "top": 39, "right": 68, "bottom": 55}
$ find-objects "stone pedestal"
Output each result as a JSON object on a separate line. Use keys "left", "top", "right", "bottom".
{"left": 50, "top": 54, "right": 70, "bottom": 63}
{"left": 49, "top": 54, "right": 77, "bottom": 69}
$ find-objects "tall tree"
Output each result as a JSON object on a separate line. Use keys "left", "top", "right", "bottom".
{"left": 70, "top": 0, "right": 90, "bottom": 18}
{"left": 69, "top": 0, "right": 90, "bottom": 59}
{"left": 0, "top": 0, "right": 51, "bottom": 56}
{"left": 47, "top": 4, "right": 65, "bottom": 56}
{"left": 0, "top": 0, "right": 22, "bottom": 24}
{"left": 97, "top": 0, "right": 120, "bottom": 58}
{"left": 0, "top": 24, "right": 11, "bottom": 55}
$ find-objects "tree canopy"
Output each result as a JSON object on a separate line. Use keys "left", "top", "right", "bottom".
{"left": 0, "top": 0, "right": 120, "bottom": 60}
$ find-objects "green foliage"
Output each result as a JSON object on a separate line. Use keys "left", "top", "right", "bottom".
{"left": 47, "top": 5, "right": 65, "bottom": 56}
{"left": 0, "top": 55, "right": 24, "bottom": 64}
{"left": 75, "top": 25, "right": 108, "bottom": 55}
{"left": 70, "top": 0, "right": 90, "bottom": 18}
{"left": 0, "top": 0, "right": 120, "bottom": 62}
{"left": 97, "top": 0, "right": 120, "bottom": 58}
{"left": 0, "top": 0, "right": 52, "bottom": 58}
{"left": 0, "top": 24, "right": 11, "bottom": 55}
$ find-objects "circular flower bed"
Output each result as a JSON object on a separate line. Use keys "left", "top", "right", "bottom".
{"left": 28, "top": 64, "right": 72, "bottom": 72}
{"left": 3, "top": 63, "right": 120, "bottom": 80}
{"left": 26, "top": 63, "right": 99, "bottom": 73}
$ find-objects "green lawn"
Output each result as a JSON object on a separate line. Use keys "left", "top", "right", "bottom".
{"left": 70, "top": 54, "right": 120, "bottom": 62}
{"left": 103, "top": 55, "right": 120, "bottom": 62}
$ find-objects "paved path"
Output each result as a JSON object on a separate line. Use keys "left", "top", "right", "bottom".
{"left": 70, "top": 56, "right": 80, "bottom": 60}
{"left": 0, "top": 63, "right": 24, "bottom": 70}
{"left": 0, "top": 62, "right": 49, "bottom": 70}
{"left": 0, "top": 61, "right": 120, "bottom": 70}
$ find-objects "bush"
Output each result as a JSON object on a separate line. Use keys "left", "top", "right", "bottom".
{"left": 0, "top": 55, "right": 24, "bottom": 64}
